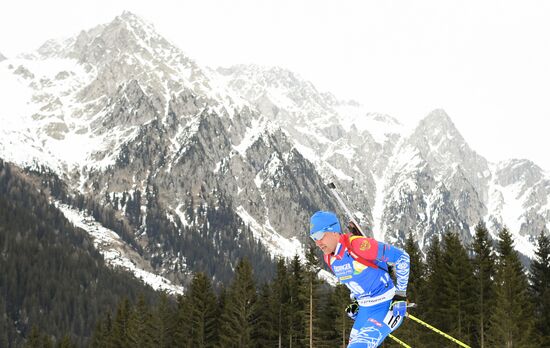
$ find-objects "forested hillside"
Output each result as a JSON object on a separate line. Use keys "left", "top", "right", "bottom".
{"left": 0, "top": 159, "right": 158, "bottom": 347}
{"left": 90, "top": 228, "right": 550, "bottom": 347}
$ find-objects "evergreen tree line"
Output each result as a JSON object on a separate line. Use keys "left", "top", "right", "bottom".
{"left": 385, "top": 224, "right": 550, "bottom": 348}
{"left": 0, "top": 159, "right": 159, "bottom": 347}
{"left": 90, "top": 248, "right": 357, "bottom": 348}
{"left": 91, "top": 224, "right": 550, "bottom": 348}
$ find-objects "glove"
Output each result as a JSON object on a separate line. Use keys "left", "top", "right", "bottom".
{"left": 345, "top": 299, "right": 359, "bottom": 320}
{"left": 347, "top": 221, "right": 361, "bottom": 236}
{"left": 391, "top": 292, "right": 407, "bottom": 317}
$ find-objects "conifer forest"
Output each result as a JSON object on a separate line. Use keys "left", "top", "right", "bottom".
{"left": 1, "top": 159, "right": 550, "bottom": 347}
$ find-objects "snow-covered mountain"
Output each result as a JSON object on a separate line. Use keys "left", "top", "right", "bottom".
{"left": 1, "top": 12, "right": 548, "bottom": 286}
{"left": 218, "top": 63, "right": 550, "bottom": 253}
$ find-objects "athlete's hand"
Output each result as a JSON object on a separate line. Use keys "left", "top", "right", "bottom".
{"left": 345, "top": 299, "right": 359, "bottom": 320}
{"left": 391, "top": 292, "right": 407, "bottom": 317}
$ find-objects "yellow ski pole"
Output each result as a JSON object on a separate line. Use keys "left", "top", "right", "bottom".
{"left": 407, "top": 314, "right": 471, "bottom": 348}
{"left": 389, "top": 334, "right": 412, "bottom": 348}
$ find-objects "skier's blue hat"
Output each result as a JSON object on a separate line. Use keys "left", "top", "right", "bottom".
{"left": 309, "top": 211, "right": 342, "bottom": 236}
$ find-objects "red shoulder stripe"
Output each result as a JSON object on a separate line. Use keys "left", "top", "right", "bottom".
{"left": 341, "top": 234, "right": 379, "bottom": 269}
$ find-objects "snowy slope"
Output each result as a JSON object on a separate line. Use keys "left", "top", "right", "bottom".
{"left": 0, "top": 12, "right": 249, "bottom": 178}
{"left": 56, "top": 203, "right": 184, "bottom": 294}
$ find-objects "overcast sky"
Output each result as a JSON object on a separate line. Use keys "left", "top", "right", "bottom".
{"left": 1, "top": 0, "right": 549, "bottom": 171}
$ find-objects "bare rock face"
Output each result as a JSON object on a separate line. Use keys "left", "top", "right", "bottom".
{"left": 488, "top": 160, "right": 550, "bottom": 238}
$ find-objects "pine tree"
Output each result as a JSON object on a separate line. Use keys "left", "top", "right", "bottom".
{"left": 57, "top": 335, "right": 74, "bottom": 348}
{"left": 0, "top": 296, "right": 10, "bottom": 348}
{"left": 156, "top": 292, "right": 176, "bottom": 348}
{"left": 470, "top": 221, "right": 496, "bottom": 348}
{"left": 272, "top": 257, "right": 290, "bottom": 347}
{"left": 89, "top": 315, "right": 109, "bottom": 348}
{"left": 302, "top": 247, "right": 322, "bottom": 348}
{"left": 174, "top": 293, "right": 193, "bottom": 347}
{"left": 254, "top": 283, "right": 277, "bottom": 347}
{"left": 42, "top": 334, "right": 53, "bottom": 348}
{"left": 25, "top": 326, "right": 42, "bottom": 348}
{"left": 440, "top": 231, "right": 475, "bottom": 345}
{"left": 288, "top": 254, "right": 306, "bottom": 348}
{"left": 529, "top": 231, "right": 550, "bottom": 347}
{"left": 320, "top": 284, "right": 352, "bottom": 348}
{"left": 187, "top": 272, "right": 219, "bottom": 348}
{"left": 128, "top": 295, "right": 157, "bottom": 347}
{"left": 216, "top": 286, "right": 227, "bottom": 346}
{"left": 419, "top": 235, "right": 446, "bottom": 347}
{"left": 488, "top": 228, "right": 536, "bottom": 347}
{"left": 219, "top": 258, "right": 257, "bottom": 347}
{"left": 110, "top": 298, "right": 133, "bottom": 348}
{"left": 403, "top": 231, "right": 425, "bottom": 305}
{"left": 387, "top": 231, "right": 425, "bottom": 347}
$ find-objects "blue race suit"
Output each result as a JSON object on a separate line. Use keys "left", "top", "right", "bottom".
{"left": 324, "top": 234, "right": 410, "bottom": 348}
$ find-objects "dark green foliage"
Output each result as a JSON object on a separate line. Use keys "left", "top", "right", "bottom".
{"left": 91, "top": 295, "right": 170, "bottom": 348}
{"left": 529, "top": 231, "right": 550, "bottom": 347}
{"left": 272, "top": 257, "right": 291, "bottom": 346}
{"left": 186, "top": 272, "right": 219, "bottom": 347}
{"left": 155, "top": 293, "right": 177, "bottom": 348}
{"left": 302, "top": 247, "right": 323, "bottom": 347}
{"left": 318, "top": 284, "right": 353, "bottom": 347}
{"left": 470, "top": 221, "right": 496, "bottom": 348}
{"left": 174, "top": 293, "right": 193, "bottom": 347}
{"left": 86, "top": 228, "right": 549, "bottom": 348}
{"left": 440, "top": 231, "right": 476, "bottom": 345}
{"left": 219, "top": 258, "right": 258, "bottom": 347}
{"left": 128, "top": 295, "right": 159, "bottom": 347}
{"left": 253, "top": 283, "right": 277, "bottom": 347}
{"left": 57, "top": 335, "right": 75, "bottom": 348}
{"left": 417, "top": 235, "right": 447, "bottom": 347}
{"left": 288, "top": 254, "right": 307, "bottom": 347}
{"left": 109, "top": 298, "right": 132, "bottom": 347}
{"left": 403, "top": 231, "right": 425, "bottom": 305}
{"left": 488, "top": 228, "right": 536, "bottom": 347}
{"left": 0, "top": 159, "right": 157, "bottom": 347}
{"left": 385, "top": 231, "right": 426, "bottom": 347}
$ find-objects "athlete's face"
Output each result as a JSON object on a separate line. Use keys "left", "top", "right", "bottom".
{"left": 314, "top": 232, "right": 341, "bottom": 255}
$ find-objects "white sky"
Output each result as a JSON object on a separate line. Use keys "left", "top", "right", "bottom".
{"left": 1, "top": 0, "right": 549, "bottom": 171}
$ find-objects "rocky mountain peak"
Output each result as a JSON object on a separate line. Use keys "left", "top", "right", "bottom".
{"left": 407, "top": 109, "right": 485, "bottom": 169}
{"left": 396, "top": 109, "right": 490, "bottom": 211}
{"left": 415, "top": 109, "right": 464, "bottom": 143}
{"left": 73, "top": 12, "right": 172, "bottom": 64}
{"left": 219, "top": 64, "right": 305, "bottom": 87}
{"left": 495, "top": 159, "right": 544, "bottom": 187}
{"left": 0, "top": 51, "right": 6, "bottom": 61}
{"left": 33, "top": 11, "right": 192, "bottom": 76}
{"left": 217, "top": 64, "right": 330, "bottom": 112}
{"left": 365, "top": 112, "right": 401, "bottom": 126}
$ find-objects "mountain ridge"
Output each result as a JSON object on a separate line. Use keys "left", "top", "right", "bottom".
{"left": 0, "top": 11, "right": 548, "bottom": 287}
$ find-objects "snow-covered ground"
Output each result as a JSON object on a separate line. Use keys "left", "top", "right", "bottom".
{"left": 56, "top": 202, "right": 184, "bottom": 294}
{"left": 236, "top": 205, "right": 304, "bottom": 259}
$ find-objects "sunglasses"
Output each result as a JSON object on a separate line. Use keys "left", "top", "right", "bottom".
{"left": 310, "top": 222, "right": 338, "bottom": 241}
{"left": 310, "top": 231, "right": 326, "bottom": 241}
